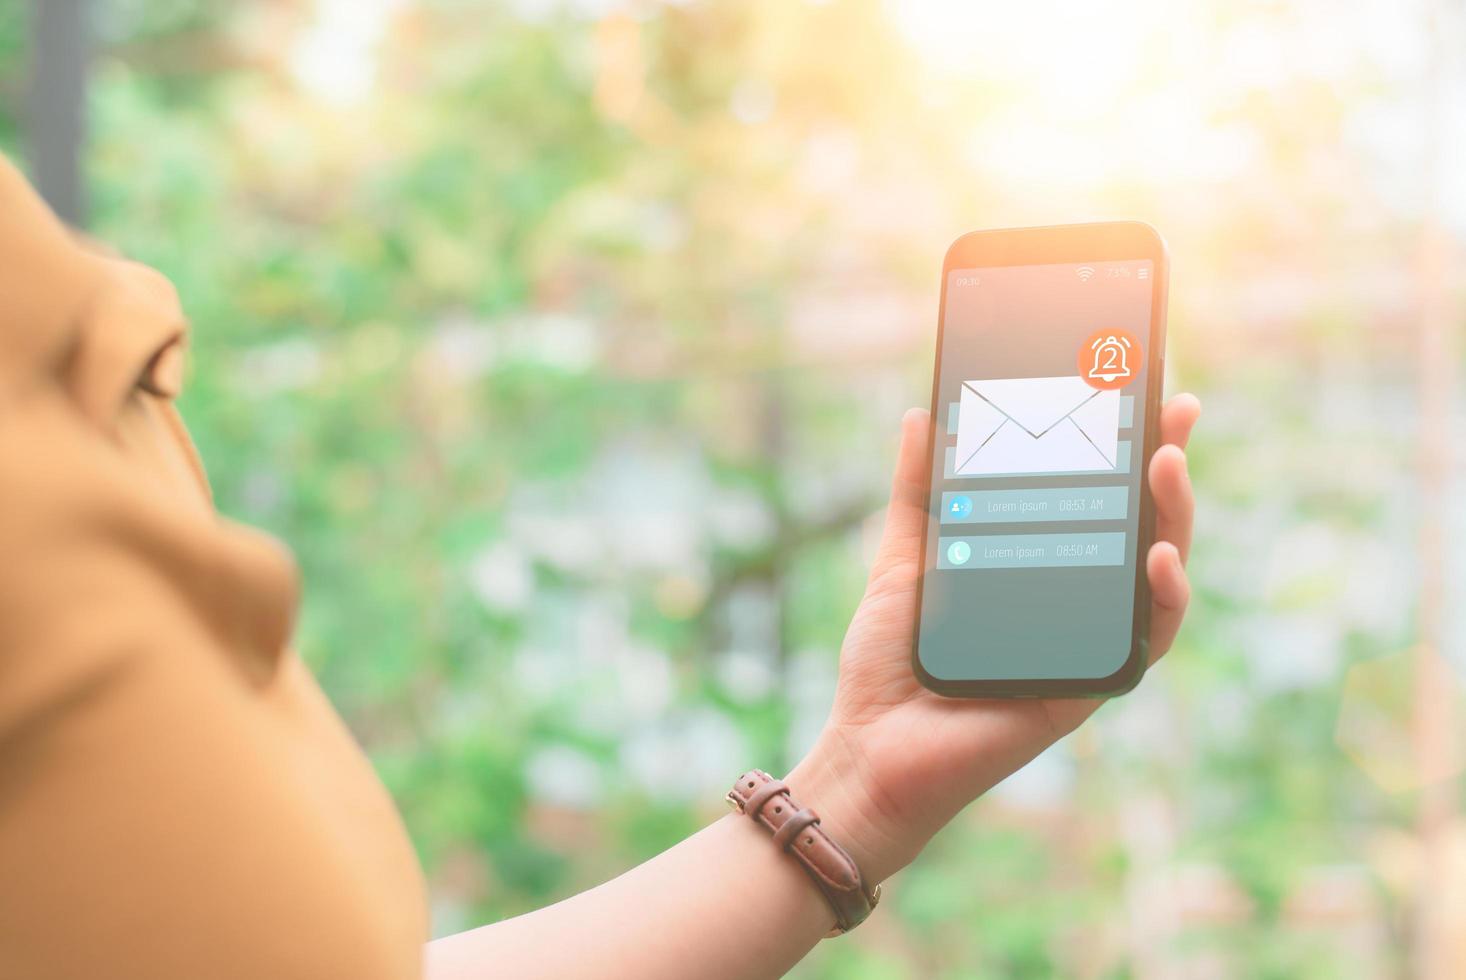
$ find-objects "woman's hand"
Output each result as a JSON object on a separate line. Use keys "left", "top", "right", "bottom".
{"left": 428, "top": 395, "right": 1198, "bottom": 980}
{"left": 788, "top": 395, "right": 1200, "bottom": 884}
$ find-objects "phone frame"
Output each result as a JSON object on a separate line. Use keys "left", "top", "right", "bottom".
{"left": 912, "top": 221, "right": 1170, "bottom": 699}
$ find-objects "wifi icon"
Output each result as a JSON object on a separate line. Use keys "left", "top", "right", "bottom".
{"left": 1076, "top": 266, "right": 1096, "bottom": 282}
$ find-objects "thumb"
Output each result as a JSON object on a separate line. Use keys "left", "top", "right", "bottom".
{"left": 869, "top": 408, "right": 931, "bottom": 584}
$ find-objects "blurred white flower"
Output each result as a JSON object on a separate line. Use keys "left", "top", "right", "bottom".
{"left": 509, "top": 505, "right": 609, "bottom": 576}
{"left": 990, "top": 740, "right": 1076, "bottom": 811}
{"left": 715, "top": 648, "right": 777, "bottom": 704}
{"left": 468, "top": 543, "right": 534, "bottom": 613}
{"left": 290, "top": 0, "right": 403, "bottom": 107}
{"left": 504, "top": 313, "right": 600, "bottom": 372}
{"left": 429, "top": 314, "right": 500, "bottom": 381}
{"left": 525, "top": 745, "right": 604, "bottom": 810}
{"left": 591, "top": 440, "right": 706, "bottom": 573}
{"left": 620, "top": 708, "right": 750, "bottom": 803}
{"left": 730, "top": 80, "right": 775, "bottom": 125}
{"left": 236, "top": 337, "right": 323, "bottom": 394}
{"left": 707, "top": 488, "right": 775, "bottom": 550}
{"left": 1240, "top": 612, "right": 1344, "bottom": 693}
{"left": 784, "top": 647, "right": 837, "bottom": 763}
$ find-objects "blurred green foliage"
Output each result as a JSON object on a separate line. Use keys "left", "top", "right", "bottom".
{"left": 4, "top": 0, "right": 1461, "bottom": 975}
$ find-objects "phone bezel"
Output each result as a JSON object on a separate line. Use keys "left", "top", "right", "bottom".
{"left": 912, "top": 221, "right": 1170, "bottom": 699}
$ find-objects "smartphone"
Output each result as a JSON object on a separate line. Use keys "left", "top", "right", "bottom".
{"left": 912, "top": 222, "right": 1169, "bottom": 698}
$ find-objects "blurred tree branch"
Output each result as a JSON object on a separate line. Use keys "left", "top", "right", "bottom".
{"left": 100, "top": 30, "right": 262, "bottom": 76}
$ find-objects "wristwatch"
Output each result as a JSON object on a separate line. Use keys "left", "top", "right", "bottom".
{"left": 726, "top": 769, "right": 881, "bottom": 936}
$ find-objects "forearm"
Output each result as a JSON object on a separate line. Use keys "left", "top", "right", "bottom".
{"left": 425, "top": 754, "right": 882, "bottom": 980}
{"left": 427, "top": 814, "right": 827, "bottom": 980}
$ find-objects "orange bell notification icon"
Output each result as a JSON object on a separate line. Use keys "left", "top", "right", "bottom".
{"left": 1078, "top": 328, "right": 1143, "bottom": 391}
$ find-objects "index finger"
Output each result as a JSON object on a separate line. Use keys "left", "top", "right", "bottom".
{"left": 1159, "top": 393, "right": 1201, "bottom": 449}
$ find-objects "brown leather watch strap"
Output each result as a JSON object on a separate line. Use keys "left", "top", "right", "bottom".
{"left": 727, "top": 770, "right": 880, "bottom": 936}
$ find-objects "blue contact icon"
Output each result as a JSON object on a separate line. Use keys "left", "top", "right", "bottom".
{"left": 946, "top": 540, "right": 972, "bottom": 566}
{"left": 948, "top": 495, "right": 973, "bottom": 520}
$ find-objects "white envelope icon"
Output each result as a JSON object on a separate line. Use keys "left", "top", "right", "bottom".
{"left": 954, "top": 376, "right": 1120, "bottom": 476}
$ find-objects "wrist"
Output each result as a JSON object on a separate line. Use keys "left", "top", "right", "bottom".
{"left": 783, "top": 730, "right": 916, "bottom": 886}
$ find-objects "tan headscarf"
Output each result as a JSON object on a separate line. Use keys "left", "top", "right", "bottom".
{"left": 0, "top": 155, "right": 427, "bottom": 978}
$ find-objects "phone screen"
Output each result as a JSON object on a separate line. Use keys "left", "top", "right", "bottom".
{"left": 916, "top": 259, "right": 1157, "bottom": 685}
